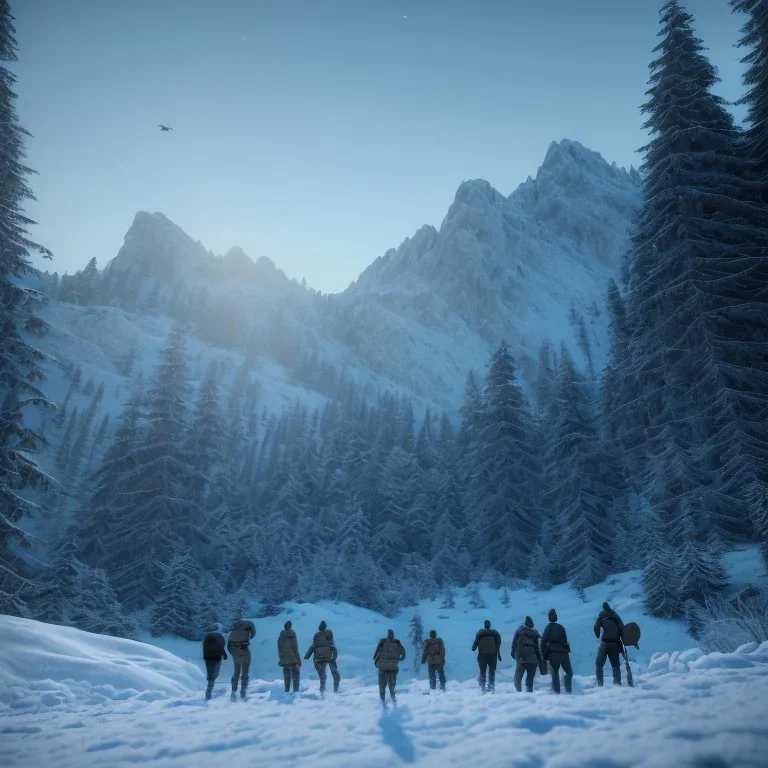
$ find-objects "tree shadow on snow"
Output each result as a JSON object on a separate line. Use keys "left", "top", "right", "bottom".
{"left": 379, "top": 708, "right": 416, "bottom": 764}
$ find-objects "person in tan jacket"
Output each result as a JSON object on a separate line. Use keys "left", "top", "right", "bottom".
{"left": 277, "top": 620, "right": 302, "bottom": 693}
{"left": 227, "top": 618, "right": 256, "bottom": 699}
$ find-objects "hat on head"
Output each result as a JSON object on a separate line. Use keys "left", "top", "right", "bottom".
{"left": 602, "top": 602, "right": 611, "bottom": 612}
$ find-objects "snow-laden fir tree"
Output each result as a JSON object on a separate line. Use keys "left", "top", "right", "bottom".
{"left": 32, "top": 529, "right": 81, "bottom": 624}
{"left": 547, "top": 347, "right": 615, "bottom": 589}
{"left": 96, "top": 328, "right": 205, "bottom": 607}
{"left": 72, "top": 568, "right": 136, "bottom": 639}
{"left": 468, "top": 342, "right": 541, "bottom": 577}
{"left": 614, "top": 0, "right": 768, "bottom": 542}
{"left": 0, "top": 0, "right": 53, "bottom": 609}
{"left": 150, "top": 550, "right": 200, "bottom": 640}
{"left": 409, "top": 613, "right": 424, "bottom": 674}
{"left": 642, "top": 511, "right": 682, "bottom": 618}
{"left": 731, "top": 0, "right": 768, "bottom": 190}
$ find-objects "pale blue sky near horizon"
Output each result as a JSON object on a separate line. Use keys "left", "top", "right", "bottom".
{"left": 14, "top": 0, "right": 747, "bottom": 293}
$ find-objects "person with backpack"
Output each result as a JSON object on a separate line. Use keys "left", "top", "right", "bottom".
{"left": 374, "top": 628, "right": 406, "bottom": 706}
{"left": 512, "top": 616, "right": 542, "bottom": 692}
{"left": 471, "top": 620, "right": 502, "bottom": 693}
{"left": 421, "top": 629, "right": 446, "bottom": 691}
{"left": 202, "top": 622, "right": 228, "bottom": 700}
{"left": 304, "top": 621, "right": 341, "bottom": 693}
{"left": 594, "top": 601, "right": 625, "bottom": 686}
{"left": 278, "top": 620, "right": 302, "bottom": 694}
{"left": 227, "top": 618, "right": 256, "bottom": 699}
{"left": 541, "top": 608, "right": 573, "bottom": 694}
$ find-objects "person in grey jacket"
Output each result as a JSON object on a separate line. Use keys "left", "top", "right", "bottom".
{"left": 374, "top": 629, "right": 406, "bottom": 705}
{"left": 541, "top": 608, "right": 573, "bottom": 693}
{"left": 304, "top": 621, "right": 340, "bottom": 693}
{"left": 277, "top": 620, "right": 302, "bottom": 693}
{"left": 512, "top": 616, "right": 542, "bottom": 692}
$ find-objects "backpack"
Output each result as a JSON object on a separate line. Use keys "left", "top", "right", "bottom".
{"left": 202, "top": 632, "right": 223, "bottom": 658}
{"left": 228, "top": 620, "right": 254, "bottom": 645}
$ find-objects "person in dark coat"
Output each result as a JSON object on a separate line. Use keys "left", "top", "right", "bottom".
{"left": 277, "top": 620, "right": 302, "bottom": 693}
{"left": 512, "top": 616, "right": 542, "bottom": 692}
{"left": 541, "top": 608, "right": 573, "bottom": 694}
{"left": 594, "top": 602, "right": 624, "bottom": 686}
{"left": 421, "top": 629, "right": 446, "bottom": 691}
{"left": 202, "top": 622, "right": 228, "bottom": 700}
{"left": 374, "top": 629, "right": 406, "bottom": 705}
{"left": 472, "top": 620, "right": 502, "bottom": 692}
{"left": 227, "top": 619, "right": 256, "bottom": 698}
{"left": 304, "top": 621, "right": 341, "bottom": 693}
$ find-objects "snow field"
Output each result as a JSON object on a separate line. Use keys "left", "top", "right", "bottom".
{"left": 2, "top": 642, "right": 768, "bottom": 767}
{"left": 2, "top": 547, "right": 766, "bottom": 766}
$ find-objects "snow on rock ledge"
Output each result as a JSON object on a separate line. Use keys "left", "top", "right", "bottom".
{"left": 0, "top": 615, "right": 202, "bottom": 712}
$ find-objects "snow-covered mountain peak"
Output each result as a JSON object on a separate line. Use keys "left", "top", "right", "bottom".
{"left": 109, "top": 210, "right": 215, "bottom": 280}
{"left": 452, "top": 178, "right": 508, "bottom": 210}
{"left": 538, "top": 138, "right": 625, "bottom": 182}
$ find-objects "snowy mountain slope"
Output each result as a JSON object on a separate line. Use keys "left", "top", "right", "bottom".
{"left": 345, "top": 140, "right": 642, "bottom": 377}
{"left": 2, "top": 552, "right": 767, "bottom": 768}
{"left": 69, "top": 139, "right": 639, "bottom": 409}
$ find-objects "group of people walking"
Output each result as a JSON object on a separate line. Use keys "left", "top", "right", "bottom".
{"left": 201, "top": 602, "right": 632, "bottom": 702}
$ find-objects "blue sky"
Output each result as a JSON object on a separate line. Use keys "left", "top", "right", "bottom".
{"left": 14, "top": 0, "right": 746, "bottom": 293}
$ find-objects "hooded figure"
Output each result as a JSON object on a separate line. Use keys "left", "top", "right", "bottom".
{"left": 202, "top": 622, "right": 228, "bottom": 700}
{"left": 511, "top": 616, "right": 542, "bottom": 692}
{"left": 304, "top": 621, "right": 341, "bottom": 693}
{"left": 594, "top": 602, "right": 625, "bottom": 686}
{"left": 374, "top": 629, "right": 406, "bottom": 704}
{"left": 472, "top": 620, "right": 502, "bottom": 693}
{"left": 421, "top": 629, "right": 447, "bottom": 691}
{"left": 278, "top": 620, "right": 302, "bottom": 693}
{"left": 541, "top": 608, "right": 573, "bottom": 694}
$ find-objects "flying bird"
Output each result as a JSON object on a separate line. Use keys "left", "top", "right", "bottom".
{"left": 158, "top": 124, "right": 173, "bottom": 132}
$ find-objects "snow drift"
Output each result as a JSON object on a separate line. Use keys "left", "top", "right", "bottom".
{"left": 0, "top": 615, "right": 203, "bottom": 712}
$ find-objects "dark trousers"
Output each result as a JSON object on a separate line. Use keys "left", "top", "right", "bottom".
{"left": 596, "top": 642, "right": 622, "bottom": 686}
{"left": 428, "top": 664, "right": 446, "bottom": 691}
{"left": 378, "top": 669, "right": 398, "bottom": 700}
{"left": 477, "top": 654, "right": 497, "bottom": 690}
{"left": 204, "top": 659, "right": 221, "bottom": 699}
{"left": 549, "top": 654, "right": 573, "bottom": 693}
{"left": 229, "top": 646, "right": 251, "bottom": 693}
{"left": 514, "top": 662, "right": 537, "bottom": 692}
{"left": 283, "top": 665, "right": 300, "bottom": 693}
{"left": 314, "top": 660, "right": 340, "bottom": 692}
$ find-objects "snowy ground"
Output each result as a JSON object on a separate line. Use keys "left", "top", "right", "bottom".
{"left": 2, "top": 623, "right": 767, "bottom": 768}
{"left": 2, "top": 548, "right": 767, "bottom": 767}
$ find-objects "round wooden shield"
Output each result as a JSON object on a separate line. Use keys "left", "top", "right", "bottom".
{"left": 623, "top": 622, "right": 641, "bottom": 646}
